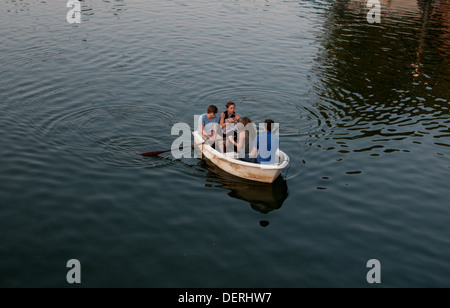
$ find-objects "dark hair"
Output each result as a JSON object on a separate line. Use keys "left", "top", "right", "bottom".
{"left": 225, "top": 101, "right": 235, "bottom": 109}
{"left": 207, "top": 105, "right": 218, "bottom": 114}
{"left": 265, "top": 119, "right": 275, "bottom": 132}
{"left": 241, "top": 117, "right": 252, "bottom": 126}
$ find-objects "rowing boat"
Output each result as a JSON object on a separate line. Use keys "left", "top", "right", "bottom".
{"left": 193, "top": 131, "right": 290, "bottom": 183}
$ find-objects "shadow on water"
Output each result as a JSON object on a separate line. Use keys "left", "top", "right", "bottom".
{"left": 196, "top": 159, "right": 289, "bottom": 226}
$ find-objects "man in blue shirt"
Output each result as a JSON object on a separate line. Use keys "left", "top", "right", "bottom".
{"left": 251, "top": 119, "right": 279, "bottom": 164}
{"left": 198, "top": 105, "right": 222, "bottom": 150}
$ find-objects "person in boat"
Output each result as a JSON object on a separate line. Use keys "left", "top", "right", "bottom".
{"left": 228, "top": 117, "right": 257, "bottom": 163}
{"left": 219, "top": 101, "right": 240, "bottom": 153}
{"left": 250, "top": 119, "right": 279, "bottom": 165}
{"left": 198, "top": 105, "right": 223, "bottom": 151}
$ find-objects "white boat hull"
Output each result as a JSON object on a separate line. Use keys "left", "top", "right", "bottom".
{"left": 193, "top": 131, "right": 290, "bottom": 183}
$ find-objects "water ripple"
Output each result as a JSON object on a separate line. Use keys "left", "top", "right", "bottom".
{"left": 36, "top": 104, "right": 180, "bottom": 168}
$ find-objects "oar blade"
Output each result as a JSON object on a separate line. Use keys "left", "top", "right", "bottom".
{"left": 140, "top": 150, "right": 169, "bottom": 156}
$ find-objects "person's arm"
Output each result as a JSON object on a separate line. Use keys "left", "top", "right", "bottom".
{"left": 200, "top": 124, "right": 212, "bottom": 139}
{"left": 229, "top": 114, "right": 239, "bottom": 124}
{"left": 233, "top": 131, "right": 244, "bottom": 149}
{"left": 219, "top": 112, "right": 227, "bottom": 128}
{"left": 212, "top": 122, "right": 218, "bottom": 137}
{"left": 250, "top": 147, "right": 257, "bottom": 158}
{"left": 250, "top": 135, "right": 258, "bottom": 158}
{"left": 200, "top": 117, "right": 214, "bottom": 139}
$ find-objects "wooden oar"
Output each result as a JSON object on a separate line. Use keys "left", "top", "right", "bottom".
{"left": 140, "top": 141, "right": 206, "bottom": 157}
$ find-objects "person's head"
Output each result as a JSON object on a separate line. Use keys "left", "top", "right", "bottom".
{"left": 241, "top": 117, "right": 252, "bottom": 126}
{"left": 207, "top": 105, "right": 218, "bottom": 116}
{"left": 225, "top": 101, "right": 235, "bottom": 114}
{"left": 264, "top": 119, "right": 275, "bottom": 132}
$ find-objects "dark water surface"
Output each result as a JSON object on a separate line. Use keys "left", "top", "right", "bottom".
{"left": 0, "top": 0, "right": 449, "bottom": 287}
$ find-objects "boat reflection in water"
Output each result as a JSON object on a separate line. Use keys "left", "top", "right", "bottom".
{"left": 197, "top": 159, "right": 289, "bottom": 226}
